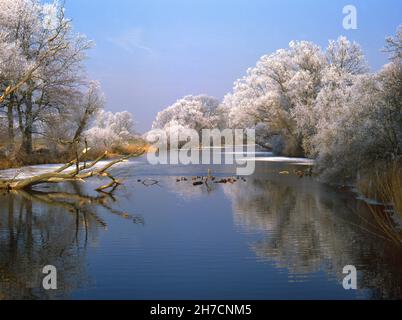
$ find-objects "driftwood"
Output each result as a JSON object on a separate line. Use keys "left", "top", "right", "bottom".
{"left": 0, "top": 149, "right": 145, "bottom": 191}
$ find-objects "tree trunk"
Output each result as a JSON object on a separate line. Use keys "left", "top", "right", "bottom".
{"left": 65, "top": 107, "right": 93, "bottom": 157}
{"left": 20, "top": 91, "right": 34, "bottom": 156}
{"left": 73, "top": 109, "right": 91, "bottom": 143}
{"left": 7, "top": 95, "right": 15, "bottom": 152}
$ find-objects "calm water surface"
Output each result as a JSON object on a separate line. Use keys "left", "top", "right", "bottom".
{"left": 0, "top": 155, "right": 401, "bottom": 299}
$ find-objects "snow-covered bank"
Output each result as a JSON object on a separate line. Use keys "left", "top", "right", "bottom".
{"left": 238, "top": 156, "right": 315, "bottom": 166}
{"left": 0, "top": 161, "right": 133, "bottom": 180}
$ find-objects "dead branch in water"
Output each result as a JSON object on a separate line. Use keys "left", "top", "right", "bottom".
{"left": 13, "top": 188, "right": 145, "bottom": 228}
{"left": 0, "top": 149, "right": 145, "bottom": 191}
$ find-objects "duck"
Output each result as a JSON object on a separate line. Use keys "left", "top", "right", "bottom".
{"left": 305, "top": 167, "right": 313, "bottom": 177}
{"left": 294, "top": 170, "right": 305, "bottom": 178}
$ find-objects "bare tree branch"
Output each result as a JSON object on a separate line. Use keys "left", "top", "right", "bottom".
{"left": 0, "top": 149, "right": 145, "bottom": 191}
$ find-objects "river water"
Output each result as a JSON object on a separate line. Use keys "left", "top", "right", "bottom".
{"left": 0, "top": 154, "right": 401, "bottom": 300}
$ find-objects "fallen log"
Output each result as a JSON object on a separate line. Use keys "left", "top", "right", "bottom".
{"left": 0, "top": 149, "right": 145, "bottom": 191}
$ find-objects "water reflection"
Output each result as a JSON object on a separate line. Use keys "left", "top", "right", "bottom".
{"left": 0, "top": 183, "right": 143, "bottom": 300}
{"left": 223, "top": 177, "right": 402, "bottom": 299}
{"left": 0, "top": 159, "right": 401, "bottom": 299}
{"left": 167, "top": 173, "right": 402, "bottom": 299}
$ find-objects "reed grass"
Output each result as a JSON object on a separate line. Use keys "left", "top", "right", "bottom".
{"left": 357, "top": 160, "right": 402, "bottom": 217}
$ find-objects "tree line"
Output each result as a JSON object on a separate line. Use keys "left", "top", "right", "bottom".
{"left": 0, "top": 0, "right": 136, "bottom": 166}
{"left": 150, "top": 27, "right": 401, "bottom": 184}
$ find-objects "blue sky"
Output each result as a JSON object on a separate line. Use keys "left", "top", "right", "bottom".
{"left": 65, "top": 0, "right": 401, "bottom": 132}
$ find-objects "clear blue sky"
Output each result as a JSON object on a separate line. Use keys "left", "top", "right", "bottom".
{"left": 64, "top": 0, "right": 401, "bottom": 132}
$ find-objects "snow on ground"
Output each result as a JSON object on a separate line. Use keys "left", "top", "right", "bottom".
{"left": 237, "top": 157, "right": 315, "bottom": 165}
{"left": 0, "top": 161, "right": 132, "bottom": 180}
{"left": 222, "top": 151, "right": 273, "bottom": 156}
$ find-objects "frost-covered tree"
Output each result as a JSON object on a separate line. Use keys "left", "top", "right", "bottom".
{"left": 39, "top": 81, "right": 104, "bottom": 154}
{"left": 152, "top": 95, "right": 221, "bottom": 133}
{"left": 0, "top": 0, "right": 89, "bottom": 104}
{"left": 0, "top": 0, "right": 92, "bottom": 156}
{"left": 0, "top": 0, "right": 36, "bottom": 94}
{"left": 313, "top": 29, "right": 401, "bottom": 181}
{"left": 383, "top": 25, "right": 402, "bottom": 62}
{"left": 326, "top": 36, "right": 368, "bottom": 75}
{"left": 84, "top": 110, "right": 136, "bottom": 151}
{"left": 222, "top": 37, "right": 368, "bottom": 157}
{"left": 223, "top": 40, "right": 326, "bottom": 156}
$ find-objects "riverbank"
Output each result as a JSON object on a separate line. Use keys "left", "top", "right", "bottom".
{"left": 0, "top": 141, "right": 150, "bottom": 171}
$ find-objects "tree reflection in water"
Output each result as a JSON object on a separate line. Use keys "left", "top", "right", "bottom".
{"left": 221, "top": 177, "right": 402, "bottom": 300}
{"left": 166, "top": 173, "right": 402, "bottom": 299}
{"left": 0, "top": 182, "right": 143, "bottom": 300}
{"left": 1, "top": 171, "right": 401, "bottom": 299}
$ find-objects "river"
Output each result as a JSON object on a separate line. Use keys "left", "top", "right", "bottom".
{"left": 0, "top": 154, "right": 401, "bottom": 299}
